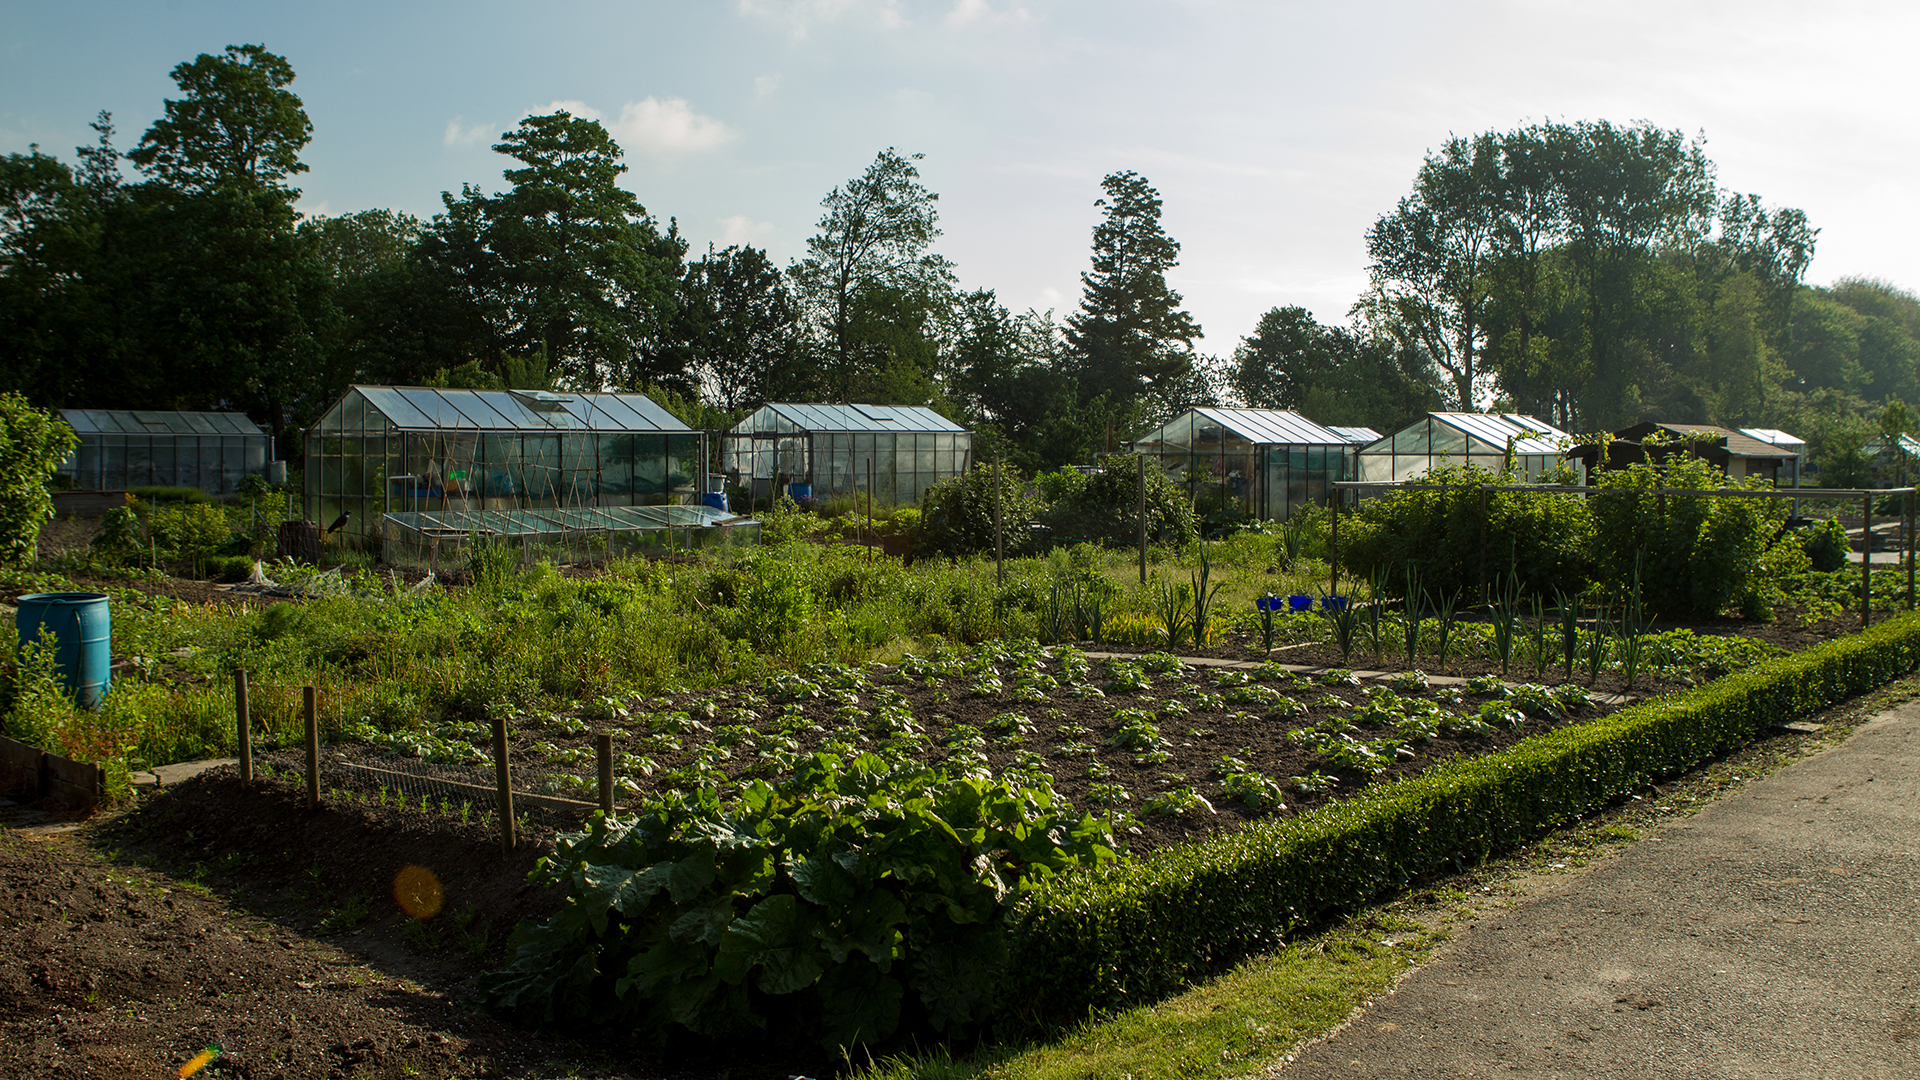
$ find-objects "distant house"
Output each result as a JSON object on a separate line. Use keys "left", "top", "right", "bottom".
{"left": 1356, "top": 413, "right": 1576, "bottom": 484}
{"left": 1568, "top": 422, "right": 1802, "bottom": 484}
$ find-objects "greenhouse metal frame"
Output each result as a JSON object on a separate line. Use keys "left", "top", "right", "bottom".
{"left": 306, "top": 386, "right": 705, "bottom": 545}
{"left": 720, "top": 403, "right": 971, "bottom": 505}
{"left": 1131, "top": 407, "right": 1359, "bottom": 522}
{"left": 1356, "top": 412, "right": 1578, "bottom": 484}
{"left": 57, "top": 409, "right": 269, "bottom": 496}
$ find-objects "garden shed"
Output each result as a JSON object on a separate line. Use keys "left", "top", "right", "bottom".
{"left": 1569, "top": 422, "right": 1800, "bottom": 484}
{"left": 720, "top": 403, "right": 971, "bottom": 505}
{"left": 56, "top": 409, "right": 269, "bottom": 496}
{"left": 1356, "top": 412, "right": 1575, "bottom": 484}
{"left": 306, "top": 385, "right": 705, "bottom": 546}
{"left": 1129, "top": 407, "right": 1355, "bottom": 521}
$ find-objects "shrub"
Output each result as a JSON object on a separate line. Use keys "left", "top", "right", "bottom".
{"left": 1588, "top": 458, "right": 1781, "bottom": 619}
{"left": 1803, "top": 516, "right": 1851, "bottom": 573}
{"left": 1001, "top": 609, "right": 1920, "bottom": 1029}
{"left": 917, "top": 463, "right": 1046, "bottom": 559}
{"left": 479, "top": 751, "right": 1117, "bottom": 1050}
{"left": 1042, "top": 453, "right": 1198, "bottom": 550}
{"left": 126, "top": 485, "right": 207, "bottom": 504}
{"left": 1341, "top": 464, "right": 1592, "bottom": 601}
{"left": 0, "top": 393, "right": 78, "bottom": 566}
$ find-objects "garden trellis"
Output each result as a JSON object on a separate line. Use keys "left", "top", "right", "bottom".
{"left": 1330, "top": 480, "right": 1919, "bottom": 626}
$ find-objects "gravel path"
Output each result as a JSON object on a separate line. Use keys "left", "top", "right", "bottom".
{"left": 1279, "top": 699, "right": 1920, "bottom": 1078}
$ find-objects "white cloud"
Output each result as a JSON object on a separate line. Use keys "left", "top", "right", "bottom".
{"left": 534, "top": 99, "right": 602, "bottom": 122}
{"left": 521, "top": 97, "right": 734, "bottom": 156}
{"left": 717, "top": 214, "right": 776, "bottom": 245}
{"left": 755, "top": 73, "right": 782, "bottom": 97}
{"left": 442, "top": 117, "right": 492, "bottom": 147}
{"left": 945, "top": 0, "right": 1028, "bottom": 27}
{"left": 607, "top": 97, "right": 736, "bottom": 155}
{"left": 735, "top": 0, "right": 906, "bottom": 37}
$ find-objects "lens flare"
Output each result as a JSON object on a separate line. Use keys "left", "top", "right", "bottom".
{"left": 393, "top": 864, "right": 444, "bottom": 919}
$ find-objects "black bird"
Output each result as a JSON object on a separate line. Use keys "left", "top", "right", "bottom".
{"left": 325, "top": 511, "right": 350, "bottom": 535}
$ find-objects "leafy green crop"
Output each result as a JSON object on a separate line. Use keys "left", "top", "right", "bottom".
{"left": 480, "top": 751, "right": 1117, "bottom": 1050}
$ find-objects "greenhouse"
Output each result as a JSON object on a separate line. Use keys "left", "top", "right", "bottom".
{"left": 1130, "top": 407, "right": 1356, "bottom": 521}
{"left": 306, "top": 385, "right": 705, "bottom": 546}
{"left": 56, "top": 409, "right": 270, "bottom": 496}
{"left": 1356, "top": 412, "right": 1577, "bottom": 484}
{"left": 719, "top": 403, "right": 971, "bottom": 504}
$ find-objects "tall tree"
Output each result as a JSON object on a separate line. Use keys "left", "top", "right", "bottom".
{"left": 1231, "top": 306, "right": 1442, "bottom": 432}
{"left": 126, "top": 44, "right": 311, "bottom": 197}
{"left": 115, "top": 44, "right": 332, "bottom": 435}
{"left": 790, "top": 148, "right": 954, "bottom": 401}
{"left": 674, "top": 243, "right": 802, "bottom": 411}
{"left": 417, "top": 112, "right": 686, "bottom": 391}
{"left": 1064, "top": 170, "right": 1201, "bottom": 420}
{"left": 1363, "top": 133, "right": 1501, "bottom": 409}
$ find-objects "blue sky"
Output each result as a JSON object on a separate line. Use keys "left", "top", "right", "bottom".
{"left": 5, "top": 0, "right": 1917, "bottom": 354}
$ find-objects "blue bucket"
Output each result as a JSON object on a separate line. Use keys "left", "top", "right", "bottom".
{"left": 788, "top": 483, "right": 813, "bottom": 501}
{"left": 15, "top": 592, "right": 113, "bottom": 709}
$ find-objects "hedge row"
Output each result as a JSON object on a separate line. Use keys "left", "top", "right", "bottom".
{"left": 1002, "top": 610, "right": 1920, "bottom": 1026}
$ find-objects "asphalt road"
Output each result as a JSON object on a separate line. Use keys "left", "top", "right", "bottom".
{"left": 1279, "top": 700, "right": 1920, "bottom": 1078}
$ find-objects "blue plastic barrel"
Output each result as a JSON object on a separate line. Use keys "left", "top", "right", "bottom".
{"left": 788, "top": 483, "right": 813, "bottom": 500}
{"left": 701, "top": 491, "right": 728, "bottom": 512}
{"left": 15, "top": 592, "right": 113, "bottom": 709}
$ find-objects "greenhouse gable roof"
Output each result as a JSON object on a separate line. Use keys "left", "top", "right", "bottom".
{"left": 749, "top": 403, "right": 967, "bottom": 434}
{"left": 60, "top": 409, "right": 263, "bottom": 436}
{"left": 1180, "top": 407, "right": 1350, "bottom": 446}
{"left": 342, "top": 385, "right": 691, "bottom": 433}
{"left": 1327, "top": 425, "right": 1382, "bottom": 445}
{"left": 1431, "top": 412, "right": 1568, "bottom": 455}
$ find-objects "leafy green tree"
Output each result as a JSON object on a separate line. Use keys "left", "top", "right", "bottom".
{"left": 1230, "top": 306, "right": 1442, "bottom": 431}
{"left": 418, "top": 112, "right": 686, "bottom": 391}
{"left": 0, "top": 393, "right": 78, "bottom": 565}
{"left": 113, "top": 45, "right": 333, "bottom": 435}
{"left": 1063, "top": 171, "right": 1201, "bottom": 417}
{"left": 126, "top": 44, "right": 311, "bottom": 196}
{"left": 791, "top": 149, "right": 954, "bottom": 401}
{"left": 674, "top": 243, "right": 802, "bottom": 411}
{"left": 1363, "top": 134, "right": 1502, "bottom": 409}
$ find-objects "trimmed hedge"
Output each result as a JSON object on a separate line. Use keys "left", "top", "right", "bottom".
{"left": 1003, "top": 610, "right": 1920, "bottom": 1025}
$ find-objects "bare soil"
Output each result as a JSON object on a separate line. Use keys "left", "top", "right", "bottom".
{"left": 0, "top": 777, "right": 819, "bottom": 1079}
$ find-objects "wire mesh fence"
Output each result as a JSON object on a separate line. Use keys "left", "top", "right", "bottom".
{"left": 251, "top": 739, "right": 604, "bottom": 843}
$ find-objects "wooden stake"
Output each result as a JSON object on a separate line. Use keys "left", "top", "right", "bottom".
{"left": 235, "top": 670, "right": 252, "bottom": 784}
{"left": 303, "top": 686, "right": 319, "bottom": 810}
{"left": 1137, "top": 454, "right": 1148, "bottom": 585}
{"left": 596, "top": 732, "right": 614, "bottom": 817}
{"left": 492, "top": 714, "right": 517, "bottom": 851}
{"left": 994, "top": 455, "right": 1004, "bottom": 584}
